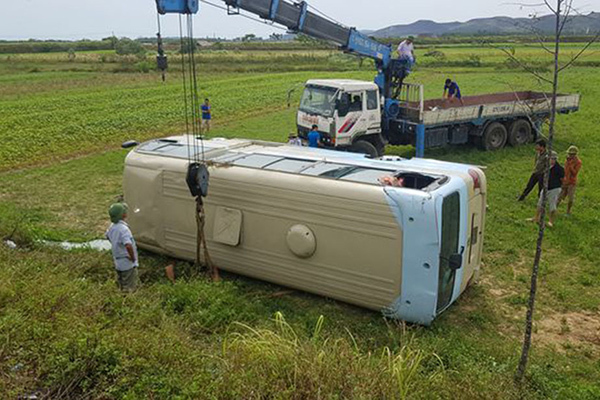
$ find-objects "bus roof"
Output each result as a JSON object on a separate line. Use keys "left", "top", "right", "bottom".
{"left": 133, "top": 136, "right": 479, "bottom": 189}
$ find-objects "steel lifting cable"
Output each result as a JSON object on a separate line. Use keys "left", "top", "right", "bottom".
{"left": 182, "top": 14, "right": 219, "bottom": 281}
{"left": 177, "top": 15, "right": 192, "bottom": 162}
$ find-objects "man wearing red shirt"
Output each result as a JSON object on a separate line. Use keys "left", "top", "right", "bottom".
{"left": 558, "top": 145, "right": 582, "bottom": 215}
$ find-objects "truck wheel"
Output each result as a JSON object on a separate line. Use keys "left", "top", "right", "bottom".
{"left": 372, "top": 135, "right": 387, "bottom": 156}
{"left": 508, "top": 119, "right": 532, "bottom": 146}
{"left": 480, "top": 122, "right": 507, "bottom": 151}
{"left": 349, "top": 140, "right": 379, "bottom": 158}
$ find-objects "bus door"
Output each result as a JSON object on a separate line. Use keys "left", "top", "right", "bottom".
{"left": 437, "top": 191, "right": 462, "bottom": 313}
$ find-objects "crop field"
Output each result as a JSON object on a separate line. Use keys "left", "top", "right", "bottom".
{"left": 1, "top": 43, "right": 600, "bottom": 399}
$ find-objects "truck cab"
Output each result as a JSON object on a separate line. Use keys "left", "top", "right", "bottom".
{"left": 297, "top": 79, "right": 384, "bottom": 157}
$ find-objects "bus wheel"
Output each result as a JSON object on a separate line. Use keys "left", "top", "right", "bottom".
{"left": 350, "top": 140, "right": 379, "bottom": 158}
{"left": 480, "top": 122, "right": 507, "bottom": 151}
{"left": 508, "top": 119, "right": 532, "bottom": 146}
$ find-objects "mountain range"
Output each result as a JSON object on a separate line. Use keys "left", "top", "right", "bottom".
{"left": 367, "top": 12, "right": 600, "bottom": 38}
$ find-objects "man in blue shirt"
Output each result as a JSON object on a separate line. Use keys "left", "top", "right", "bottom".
{"left": 307, "top": 124, "right": 322, "bottom": 148}
{"left": 443, "top": 79, "right": 464, "bottom": 105}
{"left": 201, "top": 98, "right": 211, "bottom": 134}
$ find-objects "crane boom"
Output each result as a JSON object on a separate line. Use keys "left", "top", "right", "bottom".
{"left": 223, "top": 0, "right": 392, "bottom": 67}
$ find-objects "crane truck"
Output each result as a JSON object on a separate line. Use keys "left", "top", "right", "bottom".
{"left": 157, "top": 0, "right": 580, "bottom": 158}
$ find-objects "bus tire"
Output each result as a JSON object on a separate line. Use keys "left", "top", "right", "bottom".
{"left": 508, "top": 119, "right": 532, "bottom": 146}
{"left": 350, "top": 140, "right": 379, "bottom": 158}
{"left": 480, "top": 122, "right": 507, "bottom": 151}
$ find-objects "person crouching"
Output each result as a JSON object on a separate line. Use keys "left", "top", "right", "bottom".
{"left": 106, "top": 203, "right": 139, "bottom": 292}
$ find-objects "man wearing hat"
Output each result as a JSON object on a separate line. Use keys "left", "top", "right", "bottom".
{"left": 106, "top": 203, "right": 139, "bottom": 292}
{"left": 397, "top": 36, "right": 415, "bottom": 66}
{"left": 558, "top": 145, "right": 582, "bottom": 215}
{"left": 528, "top": 151, "right": 564, "bottom": 227}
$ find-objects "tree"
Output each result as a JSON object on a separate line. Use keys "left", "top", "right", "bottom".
{"left": 102, "top": 35, "right": 118, "bottom": 50}
{"left": 114, "top": 38, "right": 145, "bottom": 56}
{"left": 241, "top": 33, "right": 257, "bottom": 42}
{"left": 499, "top": 0, "right": 600, "bottom": 384}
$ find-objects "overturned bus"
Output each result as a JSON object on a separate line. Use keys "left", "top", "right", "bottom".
{"left": 123, "top": 137, "right": 487, "bottom": 325}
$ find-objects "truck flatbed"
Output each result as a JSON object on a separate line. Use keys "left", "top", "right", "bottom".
{"left": 402, "top": 91, "right": 580, "bottom": 127}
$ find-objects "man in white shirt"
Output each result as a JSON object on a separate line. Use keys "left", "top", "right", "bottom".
{"left": 397, "top": 36, "right": 415, "bottom": 64}
{"left": 106, "top": 203, "right": 139, "bottom": 292}
{"left": 287, "top": 133, "right": 303, "bottom": 146}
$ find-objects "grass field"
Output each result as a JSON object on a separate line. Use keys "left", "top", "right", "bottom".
{"left": 1, "top": 43, "right": 600, "bottom": 399}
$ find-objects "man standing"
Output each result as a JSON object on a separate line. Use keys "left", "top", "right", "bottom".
{"left": 307, "top": 124, "right": 322, "bottom": 148}
{"left": 443, "top": 78, "right": 464, "bottom": 105}
{"left": 558, "top": 145, "right": 582, "bottom": 215}
{"left": 518, "top": 139, "right": 548, "bottom": 201}
{"left": 287, "top": 133, "right": 302, "bottom": 146}
{"left": 201, "top": 98, "right": 211, "bottom": 134}
{"left": 397, "top": 36, "right": 415, "bottom": 65}
{"left": 106, "top": 203, "right": 139, "bottom": 292}
{"left": 528, "top": 151, "right": 564, "bottom": 227}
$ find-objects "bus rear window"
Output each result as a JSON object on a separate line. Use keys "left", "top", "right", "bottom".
{"left": 340, "top": 168, "right": 394, "bottom": 184}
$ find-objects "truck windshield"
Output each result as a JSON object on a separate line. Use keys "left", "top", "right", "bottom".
{"left": 299, "top": 86, "right": 338, "bottom": 117}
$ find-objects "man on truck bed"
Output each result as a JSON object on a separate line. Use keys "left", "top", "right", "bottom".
{"left": 397, "top": 36, "right": 415, "bottom": 67}
{"left": 443, "top": 79, "right": 464, "bottom": 105}
{"left": 518, "top": 139, "right": 548, "bottom": 201}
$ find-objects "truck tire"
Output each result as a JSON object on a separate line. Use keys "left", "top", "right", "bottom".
{"left": 480, "top": 122, "right": 507, "bottom": 151}
{"left": 349, "top": 140, "right": 379, "bottom": 158}
{"left": 508, "top": 119, "right": 532, "bottom": 146}
{"left": 372, "top": 135, "right": 387, "bottom": 156}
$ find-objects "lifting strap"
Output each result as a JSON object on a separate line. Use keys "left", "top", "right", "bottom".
{"left": 196, "top": 197, "right": 220, "bottom": 281}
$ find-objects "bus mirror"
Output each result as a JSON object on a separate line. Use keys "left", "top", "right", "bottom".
{"left": 449, "top": 254, "right": 463, "bottom": 270}
{"left": 122, "top": 140, "right": 139, "bottom": 149}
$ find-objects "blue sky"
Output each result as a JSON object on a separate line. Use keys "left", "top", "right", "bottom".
{"left": 1, "top": 0, "right": 598, "bottom": 40}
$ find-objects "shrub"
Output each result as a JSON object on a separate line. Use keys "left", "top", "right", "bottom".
{"left": 115, "top": 38, "right": 145, "bottom": 56}
{"left": 217, "top": 312, "right": 444, "bottom": 399}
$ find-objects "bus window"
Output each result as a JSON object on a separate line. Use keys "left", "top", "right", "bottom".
{"left": 233, "top": 154, "right": 283, "bottom": 168}
{"left": 437, "top": 192, "right": 461, "bottom": 313}
{"left": 264, "top": 158, "right": 315, "bottom": 173}
{"left": 301, "top": 163, "right": 357, "bottom": 179}
{"left": 340, "top": 168, "right": 395, "bottom": 185}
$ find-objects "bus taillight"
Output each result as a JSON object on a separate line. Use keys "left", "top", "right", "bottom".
{"left": 468, "top": 169, "right": 481, "bottom": 190}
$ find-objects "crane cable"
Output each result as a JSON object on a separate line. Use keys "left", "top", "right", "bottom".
{"left": 158, "top": 10, "right": 219, "bottom": 281}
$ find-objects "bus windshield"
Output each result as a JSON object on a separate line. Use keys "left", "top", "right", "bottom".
{"left": 299, "top": 86, "right": 338, "bottom": 117}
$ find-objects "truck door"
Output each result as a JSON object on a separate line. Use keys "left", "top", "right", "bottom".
{"left": 365, "top": 89, "right": 381, "bottom": 135}
{"left": 336, "top": 91, "right": 367, "bottom": 145}
{"left": 437, "top": 191, "right": 461, "bottom": 313}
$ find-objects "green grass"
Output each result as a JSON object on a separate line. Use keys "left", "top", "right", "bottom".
{"left": 1, "top": 43, "right": 600, "bottom": 399}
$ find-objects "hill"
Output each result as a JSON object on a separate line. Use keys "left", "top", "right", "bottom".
{"left": 369, "top": 12, "right": 600, "bottom": 38}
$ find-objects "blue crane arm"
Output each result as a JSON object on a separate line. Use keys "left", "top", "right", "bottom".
{"left": 156, "top": 0, "right": 403, "bottom": 116}
{"left": 156, "top": 0, "right": 199, "bottom": 14}
{"left": 223, "top": 0, "right": 391, "bottom": 66}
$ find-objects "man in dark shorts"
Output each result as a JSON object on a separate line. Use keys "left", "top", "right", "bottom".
{"left": 518, "top": 139, "right": 548, "bottom": 201}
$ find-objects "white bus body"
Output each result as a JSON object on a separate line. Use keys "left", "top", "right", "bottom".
{"left": 123, "top": 137, "right": 486, "bottom": 325}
